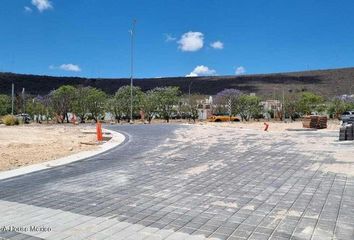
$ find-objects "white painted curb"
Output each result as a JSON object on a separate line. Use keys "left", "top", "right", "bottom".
{"left": 0, "top": 128, "right": 125, "bottom": 180}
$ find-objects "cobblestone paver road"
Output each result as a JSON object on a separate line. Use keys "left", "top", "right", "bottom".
{"left": 0, "top": 124, "right": 354, "bottom": 240}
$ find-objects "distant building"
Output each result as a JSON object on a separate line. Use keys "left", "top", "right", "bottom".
{"left": 260, "top": 100, "right": 282, "bottom": 119}
{"left": 197, "top": 96, "right": 213, "bottom": 120}
{"left": 261, "top": 100, "right": 282, "bottom": 112}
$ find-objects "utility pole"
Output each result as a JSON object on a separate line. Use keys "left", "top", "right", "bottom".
{"left": 22, "top": 88, "right": 25, "bottom": 113}
{"left": 130, "top": 19, "right": 136, "bottom": 123}
{"left": 11, "top": 83, "right": 14, "bottom": 115}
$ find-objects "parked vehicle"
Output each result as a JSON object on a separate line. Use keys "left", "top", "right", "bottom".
{"left": 341, "top": 111, "right": 354, "bottom": 124}
{"left": 16, "top": 113, "right": 31, "bottom": 124}
{"left": 208, "top": 114, "right": 240, "bottom": 122}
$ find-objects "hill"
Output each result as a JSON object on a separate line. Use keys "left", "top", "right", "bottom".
{"left": 1, "top": 67, "right": 354, "bottom": 98}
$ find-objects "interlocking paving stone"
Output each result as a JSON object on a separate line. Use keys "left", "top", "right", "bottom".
{"left": 0, "top": 125, "right": 354, "bottom": 239}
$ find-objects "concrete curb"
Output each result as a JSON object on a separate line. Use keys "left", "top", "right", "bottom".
{"left": 0, "top": 128, "right": 125, "bottom": 180}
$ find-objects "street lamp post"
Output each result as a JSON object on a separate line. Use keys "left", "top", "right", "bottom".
{"left": 130, "top": 19, "right": 136, "bottom": 123}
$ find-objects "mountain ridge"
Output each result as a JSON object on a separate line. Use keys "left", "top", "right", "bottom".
{"left": 1, "top": 67, "right": 353, "bottom": 98}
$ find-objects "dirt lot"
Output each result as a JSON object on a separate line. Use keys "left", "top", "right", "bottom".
{"left": 0, "top": 124, "right": 98, "bottom": 171}
{"left": 200, "top": 119, "right": 341, "bottom": 131}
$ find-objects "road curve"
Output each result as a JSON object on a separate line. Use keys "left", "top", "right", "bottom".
{"left": 0, "top": 124, "right": 353, "bottom": 240}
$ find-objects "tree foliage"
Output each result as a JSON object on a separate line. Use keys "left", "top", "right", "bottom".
{"left": 106, "top": 96, "right": 122, "bottom": 123}
{"left": 114, "top": 86, "right": 144, "bottom": 121}
{"left": 214, "top": 89, "right": 242, "bottom": 114}
{"left": 232, "top": 95, "right": 262, "bottom": 121}
{"left": 73, "top": 87, "right": 107, "bottom": 122}
{"left": 50, "top": 85, "right": 76, "bottom": 123}
{"left": 151, "top": 87, "right": 180, "bottom": 123}
{"left": 0, "top": 94, "right": 11, "bottom": 116}
{"left": 26, "top": 97, "right": 46, "bottom": 122}
{"left": 283, "top": 93, "right": 301, "bottom": 120}
{"left": 142, "top": 90, "right": 159, "bottom": 123}
{"left": 72, "top": 87, "right": 91, "bottom": 123}
{"left": 188, "top": 94, "right": 204, "bottom": 122}
{"left": 328, "top": 95, "right": 354, "bottom": 119}
{"left": 297, "top": 92, "right": 324, "bottom": 115}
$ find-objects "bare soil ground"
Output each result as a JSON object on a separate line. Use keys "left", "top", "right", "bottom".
{"left": 200, "top": 119, "right": 341, "bottom": 131}
{"left": 116, "top": 119, "right": 341, "bottom": 132}
{"left": 0, "top": 124, "right": 98, "bottom": 171}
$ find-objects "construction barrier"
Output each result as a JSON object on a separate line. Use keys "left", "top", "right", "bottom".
{"left": 339, "top": 125, "right": 354, "bottom": 141}
{"left": 302, "top": 115, "right": 327, "bottom": 129}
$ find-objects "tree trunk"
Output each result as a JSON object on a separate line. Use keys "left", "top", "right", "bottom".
{"left": 115, "top": 116, "right": 121, "bottom": 123}
{"left": 79, "top": 114, "right": 85, "bottom": 123}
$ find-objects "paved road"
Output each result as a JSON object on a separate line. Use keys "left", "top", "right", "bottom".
{"left": 0, "top": 124, "right": 353, "bottom": 240}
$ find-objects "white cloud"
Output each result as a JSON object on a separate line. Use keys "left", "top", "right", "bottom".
{"left": 186, "top": 65, "right": 216, "bottom": 77}
{"left": 24, "top": 6, "right": 33, "bottom": 13}
{"left": 50, "top": 64, "right": 81, "bottom": 72}
{"left": 31, "top": 0, "right": 53, "bottom": 12}
{"left": 165, "top": 34, "right": 176, "bottom": 42}
{"left": 59, "top": 64, "right": 81, "bottom": 72}
{"left": 235, "top": 66, "right": 246, "bottom": 75}
{"left": 210, "top": 41, "right": 224, "bottom": 49}
{"left": 178, "top": 32, "right": 204, "bottom": 52}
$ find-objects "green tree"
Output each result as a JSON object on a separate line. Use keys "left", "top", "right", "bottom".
{"left": 214, "top": 89, "right": 242, "bottom": 115}
{"left": 50, "top": 85, "right": 76, "bottom": 123}
{"left": 328, "top": 96, "right": 354, "bottom": 119}
{"left": 152, "top": 87, "right": 181, "bottom": 123}
{"left": 182, "top": 94, "right": 205, "bottom": 122}
{"left": 233, "top": 95, "right": 262, "bottom": 121}
{"left": 142, "top": 90, "right": 159, "bottom": 123}
{"left": 106, "top": 97, "right": 123, "bottom": 123}
{"left": 27, "top": 98, "right": 46, "bottom": 123}
{"left": 85, "top": 88, "right": 107, "bottom": 122}
{"left": 247, "top": 95, "right": 262, "bottom": 120}
{"left": 72, "top": 87, "right": 107, "bottom": 122}
{"left": 72, "top": 87, "right": 91, "bottom": 123}
{"left": 114, "top": 86, "right": 144, "bottom": 122}
{"left": 41, "top": 94, "right": 53, "bottom": 123}
{"left": 0, "top": 94, "right": 11, "bottom": 116}
{"left": 297, "top": 92, "right": 324, "bottom": 115}
{"left": 284, "top": 93, "right": 301, "bottom": 120}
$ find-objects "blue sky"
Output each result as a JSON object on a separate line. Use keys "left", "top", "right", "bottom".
{"left": 1, "top": 0, "right": 354, "bottom": 78}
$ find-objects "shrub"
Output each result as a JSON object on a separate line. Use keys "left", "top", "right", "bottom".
{"left": 2, "top": 115, "right": 19, "bottom": 126}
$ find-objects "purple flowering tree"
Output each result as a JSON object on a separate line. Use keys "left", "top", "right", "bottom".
{"left": 214, "top": 89, "right": 242, "bottom": 115}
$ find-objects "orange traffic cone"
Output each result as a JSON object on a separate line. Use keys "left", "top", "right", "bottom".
{"left": 264, "top": 122, "right": 269, "bottom": 131}
{"left": 96, "top": 122, "right": 103, "bottom": 141}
